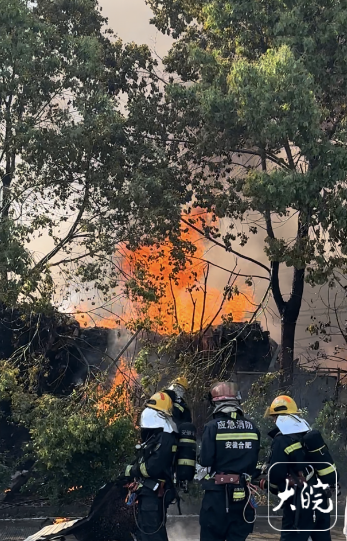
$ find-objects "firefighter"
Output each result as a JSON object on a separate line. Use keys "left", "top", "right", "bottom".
{"left": 265, "top": 395, "right": 339, "bottom": 541}
{"left": 164, "top": 376, "right": 192, "bottom": 427}
{"left": 125, "top": 392, "right": 178, "bottom": 541}
{"left": 199, "top": 381, "right": 261, "bottom": 541}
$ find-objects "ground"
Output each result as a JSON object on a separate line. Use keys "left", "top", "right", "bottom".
{"left": 0, "top": 517, "right": 345, "bottom": 541}
{"left": 167, "top": 517, "right": 345, "bottom": 541}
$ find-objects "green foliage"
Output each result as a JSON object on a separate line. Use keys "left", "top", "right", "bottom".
{"left": 145, "top": 0, "right": 347, "bottom": 277}
{"left": 228, "top": 45, "right": 320, "bottom": 149}
{"left": 133, "top": 334, "right": 184, "bottom": 392}
{"left": 141, "top": 0, "right": 347, "bottom": 374}
{"left": 313, "top": 399, "right": 347, "bottom": 483}
{"left": 0, "top": 361, "right": 136, "bottom": 501}
{"left": 134, "top": 346, "right": 158, "bottom": 391}
{"left": 0, "top": 0, "right": 188, "bottom": 311}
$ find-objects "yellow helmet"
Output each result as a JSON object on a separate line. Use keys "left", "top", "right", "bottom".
{"left": 265, "top": 395, "right": 300, "bottom": 417}
{"left": 146, "top": 392, "right": 173, "bottom": 415}
{"left": 172, "top": 376, "right": 189, "bottom": 390}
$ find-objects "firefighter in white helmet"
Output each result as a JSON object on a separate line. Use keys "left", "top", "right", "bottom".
{"left": 125, "top": 392, "right": 178, "bottom": 541}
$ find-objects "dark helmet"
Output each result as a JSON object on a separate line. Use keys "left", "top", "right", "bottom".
{"left": 209, "top": 381, "right": 241, "bottom": 403}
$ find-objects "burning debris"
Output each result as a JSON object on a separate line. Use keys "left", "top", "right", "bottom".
{"left": 0, "top": 306, "right": 140, "bottom": 504}
{"left": 200, "top": 321, "right": 274, "bottom": 373}
{"left": 24, "top": 479, "right": 136, "bottom": 541}
{"left": 67, "top": 486, "right": 83, "bottom": 494}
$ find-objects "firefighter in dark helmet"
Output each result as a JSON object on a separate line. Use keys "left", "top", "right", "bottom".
{"left": 125, "top": 392, "right": 178, "bottom": 541}
{"left": 164, "top": 376, "right": 196, "bottom": 492}
{"left": 164, "top": 376, "right": 192, "bottom": 427}
{"left": 199, "top": 382, "right": 260, "bottom": 541}
{"left": 265, "top": 395, "right": 339, "bottom": 541}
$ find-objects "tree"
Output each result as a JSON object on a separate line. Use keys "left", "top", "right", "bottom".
{"left": 0, "top": 0, "right": 185, "bottom": 311}
{"left": 0, "top": 0, "right": 190, "bottom": 497}
{"left": 138, "top": 0, "right": 347, "bottom": 384}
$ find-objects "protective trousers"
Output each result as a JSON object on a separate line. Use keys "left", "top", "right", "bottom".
{"left": 136, "top": 486, "right": 174, "bottom": 541}
{"left": 280, "top": 501, "right": 331, "bottom": 541}
{"left": 200, "top": 488, "right": 255, "bottom": 541}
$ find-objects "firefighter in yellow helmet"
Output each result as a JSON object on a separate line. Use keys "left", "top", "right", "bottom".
{"left": 265, "top": 395, "right": 339, "bottom": 541}
{"left": 163, "top": 376, "right": 192, "bottom": 427}
{"left": 125, "top": 392, "right": 178, "bottom": 541}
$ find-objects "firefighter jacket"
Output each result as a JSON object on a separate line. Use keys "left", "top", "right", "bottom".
{"left": 164, "top": 389, "right": 192, "bottom": 427}
{"left": 130, "top": 429, "right": 178, "bottom": 486}
{"left": 267, "top": 427, "right": 339, "bottom": 495}
{"left": 268, "top": 428, "right": 308, "bottom": 494}
{"left": 200, "top": 411, "right": 260, "bottom": 477}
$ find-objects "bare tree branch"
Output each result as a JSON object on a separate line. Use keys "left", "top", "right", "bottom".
{"left": 33, "top": 180, "right": 90, "bottom": 273}
{"left": 202, "top": 266, "right": 239, "bottom": 336}
{"left": 189, "top": 290, "right": 197, "bottom": 335}
{"left": 200, "top": 263, "right": 209, "bottom": 332}
{"left": 190, "top": 255, "right": 270, "bottom": 281}
{"left": 181, "top": 217, "right": 271, "bottom": 275}
{"left": 169, "top": 276, "right": 180, "bottom": 331}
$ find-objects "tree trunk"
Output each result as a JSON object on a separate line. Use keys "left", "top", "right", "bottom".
{"left": 0, "top": 156, "right": 13, "bottom": 287}
{"left": 278, "top": 266, "right": 305, "bottom": 386}
{"left": 270, "top": 259, "right": 305, "bottom": 387}
{"left": 280, "top": 319, "right": 297, "bottom": 386}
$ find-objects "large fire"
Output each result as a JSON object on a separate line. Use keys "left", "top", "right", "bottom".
{"left": 62, "top": 217, "right": 255, "bottom": 498}
{"left": 73, "top": 215, "right": 254, "bottom": 403}
{"left": 121, "top": 222, "right": 253, "bottom": 335}
{"left": 74, "top": 214, "right": 254, "bottom": 333}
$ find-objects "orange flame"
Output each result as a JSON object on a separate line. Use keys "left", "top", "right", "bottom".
{"left": 97, "top": 359, "right": 136, "bottom": 417}
{"left": 74, "top": 310, "right": 120, "bottom": 329}
{"left": 122, "top": 218, "right": 253, "bottom": 334}
{"left": 74, "top": 213, "right": 254, "bottom": 333}
{"left": 72, "top": 214, "right": 254, "bottom": 415}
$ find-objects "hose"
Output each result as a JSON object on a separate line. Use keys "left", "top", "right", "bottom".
{"left": 133, "top": 489, "right": 170, "bottom": 536}
{"left": 242, "top": 478, "right": 260, "bottom": 525}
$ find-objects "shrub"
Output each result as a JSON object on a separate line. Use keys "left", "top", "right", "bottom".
{"left": 313, "top": 399, "right": 347, "bottom": 485}
{"left": 0, "top": 362, "right": 137, "bottom": 501}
